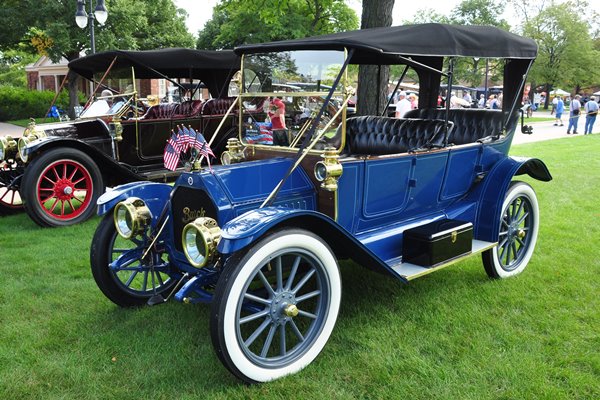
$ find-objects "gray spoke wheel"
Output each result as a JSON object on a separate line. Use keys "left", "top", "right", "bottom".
{"left": 211, "top": 229, "right": 341, "bottom": 383}
{"left": 90, "top": 213, "right": 175, "bottom": 307}
{"left": 483, "top": 181, "right": 539, "bottom": 278}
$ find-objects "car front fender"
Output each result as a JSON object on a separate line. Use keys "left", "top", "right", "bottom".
{"left": 96, "top": 181, "right": 172, "bottom": 222}
{"left": 217, "top": 207, "right": 405, "bottom": 281}
{"left": 470, "top": 156, "right": 551, "bottom": 242}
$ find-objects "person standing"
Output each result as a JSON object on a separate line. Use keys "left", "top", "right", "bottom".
{"left": 478, "top": 94, "right": 485, "bottom": 108}
{"left": 395, "top": 91, "right": 411, "bottom": 118}
{"left": 268, "top": 97, "right": 289, "bottom": 145}
{"left": 463, "top": 90, "right": 472, "bottom": 106}
{"left": 553, "top": 96, "right": 564, "bottom": 126}
{"left": 566, "top": 95, "right": 581, "bottom": 134}
{"left": 584, "top": 95, "right": 599, "bottom": 134}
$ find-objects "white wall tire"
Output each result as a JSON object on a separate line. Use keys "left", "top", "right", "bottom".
{"left": 210, "top": 229, "right": 341, "bottom": 383}
{"left": 482, "top": 181, "right": 539, "bottom": 278}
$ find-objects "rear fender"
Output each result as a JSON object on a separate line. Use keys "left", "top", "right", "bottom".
{"left": 469, "top": 156, "right": 551, "bottom": 242}
{"left": 217, "top": 207, "right": 403, "bottom": 280}
{"left": 96, "top": 182, "right": 172, "bottom": 223}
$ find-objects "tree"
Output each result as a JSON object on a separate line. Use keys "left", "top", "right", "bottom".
{"left": 523, "top": 1, "right": 600, "bottom": 107}
{"left": 196, "top": 0, "right": 359, "bottom": 49}
{"left": 356, "top": 0, "right": 395, "bottom": 117}
{"left": 0, "top": 0, "right": 195, "bottom": 117}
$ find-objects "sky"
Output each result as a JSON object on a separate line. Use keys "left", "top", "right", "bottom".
{"left": 174, "top": 0, "right": 600, "bottom": 35}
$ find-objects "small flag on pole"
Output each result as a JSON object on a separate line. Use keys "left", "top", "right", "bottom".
{"left": 163, "top": 130, "right": 182, "bottom": 171}
{"left": 189, "top": 127, "right": 214, "bottom": 158}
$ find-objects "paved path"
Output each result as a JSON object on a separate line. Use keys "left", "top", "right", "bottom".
{"left": 512, "top": 114, "right": 596, "bottom": 145}
{"left": 0, "top": 122, "right": 24, "bottom": 138}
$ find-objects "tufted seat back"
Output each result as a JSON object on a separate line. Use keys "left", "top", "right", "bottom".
{"left": 174, "top": 100, "right": 203, "bottom": 118}
{"left": 343, "top": 116, "right": 452, "bottom": 155}
{"left": 141, "top": 102, "right": 180, "bottom": 120}
{"left": 404, "top": 108, "right": 509, "bottom": 145}
{"left": 201, "top": 98, "right": 238, "bottom": 116}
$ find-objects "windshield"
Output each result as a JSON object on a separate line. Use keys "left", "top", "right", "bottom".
{"left": 240, "top": 50, "right": 348, "bottom": 151}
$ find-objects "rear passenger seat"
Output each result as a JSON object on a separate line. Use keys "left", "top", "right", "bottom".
{"left": 343, "top": 116, "right": 453, "bottom": 155}
{"left": 404, "top": 108, "right": 510, "bottom": 145}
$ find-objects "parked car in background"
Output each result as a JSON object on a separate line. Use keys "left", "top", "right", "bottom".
{"left": 90, "top": 24, "right": 551, "bottom": 383}
{"left": 0, "top": 48, "right": 240, "bottom": 226}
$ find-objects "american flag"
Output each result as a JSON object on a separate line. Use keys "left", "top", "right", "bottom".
{"left": 163, "top": 130, "right": 182, "bottom": 171}
{"left": 189, "top": 127, "right": 214, "bottom": 158}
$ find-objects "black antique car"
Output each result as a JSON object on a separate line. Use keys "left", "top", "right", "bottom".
{"left": 0, "top": 48, "right": 240, "bottom": 227}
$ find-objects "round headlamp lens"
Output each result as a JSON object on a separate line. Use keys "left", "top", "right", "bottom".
{"left": 183, "top": 225, "right": 207, "bottom": 267}
{"left": 115, "top": 203, "right": 134, "bottom": 238}
{"left": 18, "top": 137, "right": 29, "bottom": 163}
{"left": 314, "top": 161, "right": 328, "bottom": 182}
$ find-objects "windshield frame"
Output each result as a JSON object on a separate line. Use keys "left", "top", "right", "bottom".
{"left": 237, "top": 49, "right": 350, "bottom": 155}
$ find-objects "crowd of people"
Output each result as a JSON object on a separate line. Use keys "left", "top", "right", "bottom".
{"left": 549, "top": 93, "right": 598, "bottom": 134}
{"left": 390, "top": 84, "right": 598, "bottom": 135}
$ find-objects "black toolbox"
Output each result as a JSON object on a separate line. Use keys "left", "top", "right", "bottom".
{"left": 402, "top": 219, "right": 473, "bottom": 267}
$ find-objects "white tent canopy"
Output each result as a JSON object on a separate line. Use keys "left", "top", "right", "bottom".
{"left": 550, "top": 88, "right": 570, "bottom": 96}
{"left": 593, "top": 90, "right": 600, "bottom": 96}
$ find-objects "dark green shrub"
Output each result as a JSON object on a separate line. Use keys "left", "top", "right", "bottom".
{"left": 0, "top": 86, "right": 76, "bottom": 121}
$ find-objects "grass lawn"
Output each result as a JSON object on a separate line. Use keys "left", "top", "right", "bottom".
{"left": 7, "top": 118, "right": 60, "bottom": 127}
{"left": 1, "top": 136, "right": 599, "bottom": 399}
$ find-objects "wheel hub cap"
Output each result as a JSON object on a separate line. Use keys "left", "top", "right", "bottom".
{"left": 270, "top": 291, "right": 297, "bottom": 325}
{"left": 54, "top": 178, "right": 75, "bottom": 200}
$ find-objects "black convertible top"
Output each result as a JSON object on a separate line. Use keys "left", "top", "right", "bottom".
{"left": 69, "top": 48, "right": 240, "bottom": 97}
{"left": 235, "top": 24, "right": 537, "bottom": 63}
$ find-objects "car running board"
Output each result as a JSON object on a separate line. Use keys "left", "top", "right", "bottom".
{"left": 390, "top": 240, "right": 497, "bottom": 281}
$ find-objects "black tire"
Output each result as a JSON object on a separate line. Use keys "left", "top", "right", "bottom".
{"left": 210, "top": 229, "right": 341, "bottom": 383}
{"left": 482, "top": 181, "right": 539, "bottom": 278}
{"left": 90, "top": 213, "right": 176, "bottom": 307}
{"left": 22, "top": 148, "right": 103, "bottom": 227}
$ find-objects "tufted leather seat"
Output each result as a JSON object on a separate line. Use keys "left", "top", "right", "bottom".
{"left": 141, "top": 102, "right": 180, "bottom": 120}
{"left": 201, "top": 98, "right": 238, "bottom": 115}
{"left": 343, "top": 116, "right": 453, "bottom": 155}
{"left": 404, "top": 108, "right": 510, "bottom": 145}
{"left": 174, "top": 100, "right": 203, "bottom": 118}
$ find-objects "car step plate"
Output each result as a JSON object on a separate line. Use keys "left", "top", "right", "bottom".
{"left": 391, "top": 240, "right": 497, "bottom": 281}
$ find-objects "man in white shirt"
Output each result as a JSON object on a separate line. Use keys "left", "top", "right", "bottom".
{"left": 395, "top": 91, "right": 411, "bottom": 118}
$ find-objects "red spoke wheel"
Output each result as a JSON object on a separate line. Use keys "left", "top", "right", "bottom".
{"left": 0, "top": 162, "right": 24, "bottom": 215}
{"left": 22, "top": 148, "right": 103, "bottom": 227}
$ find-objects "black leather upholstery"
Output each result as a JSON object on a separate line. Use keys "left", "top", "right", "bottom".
{"left": 344, "top": 116, "right": 452, "bottom": 155}
{"left": 404, "top": 108, "right": 508, "bottom": 145}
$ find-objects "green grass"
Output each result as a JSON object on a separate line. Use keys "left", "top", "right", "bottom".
{"left": 7, "top": 117, "right": 59, "bottom": 127}
{"left": 1, "top": 136, "right": 599, "bottom": 399}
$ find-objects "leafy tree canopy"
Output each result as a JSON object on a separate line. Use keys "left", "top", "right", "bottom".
{"left": 0, "top": 0, "right": 195, "bottom": 62}
{"left": 523, "top": 0, "right": 600, "bottom": 94}
{"left": 197, "top": 0, "right": 359, "bottom": 49}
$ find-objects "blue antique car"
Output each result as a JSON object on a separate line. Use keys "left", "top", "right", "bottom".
{"left": 90, "top": 24, "right": 551, "bottom": 383}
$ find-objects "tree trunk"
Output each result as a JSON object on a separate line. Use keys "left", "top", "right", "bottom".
{"left": 67, "top": 69, "right": 80, "bottom": 120}
{"left": 66, "top": 52, "right": 81, "bottom": 120}
{"left": 357, "top": 0, "right": 395, "bottom": 116}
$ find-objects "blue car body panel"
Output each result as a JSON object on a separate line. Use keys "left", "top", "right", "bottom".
{"left": 97, "top": 181, "right": 172, "bottom": 223}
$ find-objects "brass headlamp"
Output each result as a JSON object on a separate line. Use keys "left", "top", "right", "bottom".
{"left": 0, "top": 136, "right": 17, "bottom": 161}
{"left": 113, "top": 197, "right": 151, "bottom": 239}
{"left": 314, "top": 146, "right": 343, "bottom": 191}
{"left": 182, "top": 217, "right": 221, "bottom": 268}
{"left": 220, "top": 138, "right": 245, "bottom": 165}
{"left": 17, "top": 120, "right": 46, "bottom": 163}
